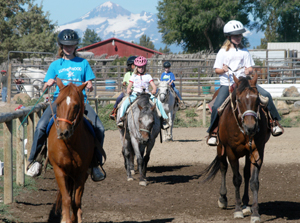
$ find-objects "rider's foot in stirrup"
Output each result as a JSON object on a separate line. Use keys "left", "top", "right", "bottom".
{"left": 26, "top": 161, "right": 42, "bottom": 177}
{"left": 91, "top": 166, "right": 105, "bottom": 181}
{"left": 162, "top": 120, "right": 170, "bottom": 130}
{"left": 207, "top": 136, "right": 217, "bottom": 146}
{"left": 272, "top": 125, "right": 283, "bottom": 136}
{"left": 117, "top": 117, "right": 124, "bottom": 128}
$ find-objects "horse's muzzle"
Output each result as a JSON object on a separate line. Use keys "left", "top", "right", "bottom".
{"left": 57, "top": 128, "right": 73, "bottom": 139}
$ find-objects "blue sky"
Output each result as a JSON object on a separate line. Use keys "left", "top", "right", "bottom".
{"left": 35, "top": 0, "right": 263, "bottom": 50}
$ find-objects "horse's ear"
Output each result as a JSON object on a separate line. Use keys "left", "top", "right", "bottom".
{"left": 250, "top": 73, "right": 258, "bottom": 86}
{"left": 233, "top": 74, "right": 239, "bottom": 85}
{"left": 56, "top": 78, "right": 65, "bottom": 90}
{"left": 138, "top": 104, "right": 143, "bottom": 111}
{"left": 151, "top": 104, "right": 156, "bottom": 111}
{"left": 77, "top": 82, "right": 88, "bottom": 92}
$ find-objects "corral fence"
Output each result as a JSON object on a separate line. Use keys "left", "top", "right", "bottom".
{"left": 1, "top": 96, "right": 300, "bottom": 204}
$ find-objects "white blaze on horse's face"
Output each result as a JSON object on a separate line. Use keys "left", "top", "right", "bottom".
{"left": 66, "top": 96, "right": 71, "bottom": 105}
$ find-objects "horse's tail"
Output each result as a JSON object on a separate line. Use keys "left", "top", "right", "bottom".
{"left": 200, "top": 155, "right": 220, "bottom": 183}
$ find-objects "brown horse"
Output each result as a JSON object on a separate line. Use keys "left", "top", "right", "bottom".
{"left": 202, "top": 73, "right": 271, "bottom": 223}
{"left": 48, "top": 78, "right": 94, "bottom": 223}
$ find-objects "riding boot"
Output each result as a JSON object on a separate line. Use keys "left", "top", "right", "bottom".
{"left": 117, "top": 117, "right": 125, "bottom": 128}
{"left": 161, "top": 118, "right": 170, "bottom": 130}
{"left": 91, "top": 144, "right": 106, "bottom": 182}
{"left": 207, "top": 127, "right": 218, "bottom": 146}
{"left": 109, "top": 108, "right": 117, "bottom": 120}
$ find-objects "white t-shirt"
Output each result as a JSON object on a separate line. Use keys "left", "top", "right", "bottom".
{"left": 129, "top": 73, "right": 153, "bottom": 93}
{"left": 214, "top": 48, "right": 255, "bottom": 86}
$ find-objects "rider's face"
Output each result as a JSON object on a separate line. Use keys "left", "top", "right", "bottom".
{"left": 62, "top": 44, "right": 77, "bottom": 56}
{"left": 164, "top": 68, "right": 170, "bottom": 73}
{"left": 230, "top": 34, "right": 243, "bottom": 45}
{"left": 137, "top": 66, "right": 145, "bottom": 74}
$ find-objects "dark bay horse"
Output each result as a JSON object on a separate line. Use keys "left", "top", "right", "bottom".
{"left": 202, "top": 73, "right": 271, "bottom": 223}
{"left": 48, "top": 78, "right": 94, "bottom": 223}
{"left": 117, "top": 93, "right": 161, "bottom": 186}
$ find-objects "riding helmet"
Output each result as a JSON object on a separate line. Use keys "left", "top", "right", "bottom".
{"left": 127, "top": 56, "right": 137, "bottom": 66}
{"left": 57, "top": 29, "right": 79, "bottom": 45}
{"left": 134, "top": 56, "right": 147, "bottom": 67}
{"left": 223, "top": 20, "right": 246, "bottom": 36}
{"left": 163, "top": 61, "right": 171, "bottom": 68}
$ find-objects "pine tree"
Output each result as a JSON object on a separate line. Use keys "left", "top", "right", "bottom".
{"left": 80, "top": 28, "right": 101, "bottom": 48}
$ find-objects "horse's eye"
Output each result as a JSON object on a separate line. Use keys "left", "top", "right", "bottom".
{"left": 74, "top": 105, "right": 79, "bottom": 111}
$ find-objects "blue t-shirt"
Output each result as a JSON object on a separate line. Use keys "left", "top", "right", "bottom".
{"left": 44, "top": 57, "right": 95, "bottom": 102}
{"left": 160, "top": 71, "right": 176, "bottom": 88}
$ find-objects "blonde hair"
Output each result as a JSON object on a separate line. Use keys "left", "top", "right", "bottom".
{"left": 221, "top": 39, "right": 243, "bottom": 51}
{"left": 57, "top": 45, "right": 78, "bottom": 58}
{"left": 133, "top": 66, "right": 147, "bottom": 75}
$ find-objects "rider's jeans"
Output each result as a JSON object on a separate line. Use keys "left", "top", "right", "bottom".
{"left": 119, "top": 92, "right": 169, "bottom": 119}
{"left": 173, "top": 87, "right": 182, "bottom": 100}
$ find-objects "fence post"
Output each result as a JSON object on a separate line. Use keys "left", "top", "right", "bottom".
{"left": 202, "top": 99, "right": 206, "bottom": 127}
{"left": 117, "top": 62, "right": 121, "bottom": 91}
{"left": 198, "top": 69, "right": 200, "bottom": 96}
{"left": 4, "top": 120, "right": 13, "bottom": 204}
{"left": 7, "top": 63, "right": 12, "bottom": 103}
{"left": 180, "top": 72, "right": 183, "bottom": 96}
{"left": 16, "top": 117, "right": 25, "bottom": 186}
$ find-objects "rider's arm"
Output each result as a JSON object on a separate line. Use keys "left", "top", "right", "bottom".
{"left": 150, "top": 81, "right": 157, "bottom": 95}
{"left": 42, "top": 79, "right": 56, "bottom": 92}
{"left": 127, "top": 82, "right": 133, "bottom": 94}
{"left": 215, "top": 64, "right": 229, "bottom": 75}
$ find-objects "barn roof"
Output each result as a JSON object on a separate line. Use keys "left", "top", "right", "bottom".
{"left": 77, "top": 37, "right": 163, "bottom": 55}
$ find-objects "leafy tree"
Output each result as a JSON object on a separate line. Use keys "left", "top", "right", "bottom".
{"left": 138, "top": 35, "right": 156, "bottom": 50}
{"left": 244, "top": 0, "right": 300, "bottom": 44}
{"left": 0, "top": 0, "right": 57, "bottom": 63}
{"left": 80, "top": 28, "right": 101, "bottom": 48}
{"left": 158, "top": 45, "right": 171, "bottom": 54}
{"left": 157, "top": 0, "right": 250, "bottom": 53}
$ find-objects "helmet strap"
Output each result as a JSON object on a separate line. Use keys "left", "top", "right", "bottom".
{"left": 229, "top": 36, "right": 238, "bottom": 51}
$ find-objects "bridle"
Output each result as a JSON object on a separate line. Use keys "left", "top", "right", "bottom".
{"left": 158, "top": 83, "right": 170, "bottom": 103}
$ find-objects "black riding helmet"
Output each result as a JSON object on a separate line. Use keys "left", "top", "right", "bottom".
{"left": 127, "top": 56, "right": 137, "bottom": 66}
{"left": 57, "top": 29, "right": 79, "bottom": 45}
{"left": 163, "top": 61, "right": 171, "bottom": 68}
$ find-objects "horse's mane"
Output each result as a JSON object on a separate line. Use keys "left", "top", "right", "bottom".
{"left": 137, "top": 93, "right": 151, "bottom": 107}
{"left": 236, "top": 76, "right": 256, "bottom": 93}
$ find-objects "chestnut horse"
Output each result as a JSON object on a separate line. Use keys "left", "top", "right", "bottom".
{"left": 48, "top": 78, "right": 94, "bottom": 223}
{"left": 202, "top": 73, "right": 271, "bottom": 223}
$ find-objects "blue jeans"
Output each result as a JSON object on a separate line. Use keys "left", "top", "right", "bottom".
{"left": 114, "top": 92, "right": 125, "bottom": 109}
{"left": 119, "top": 92, "right": 169, "bottom": 119}
{"left": 28, "top": 103, "right": 105, "bottom": 162}
{"left": 207, "top": 84, "right": 281, "bottom": 133}
{"left": 173, "top": 86, "right": 182, "bottom": 100}
{"left": 1, "top": 87, "right": 7, "bottom": 102}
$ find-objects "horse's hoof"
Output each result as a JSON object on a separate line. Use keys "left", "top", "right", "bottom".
{"left": 251, "top": 216, "right": 260, "bottom": 223}
{"left": 139, "top": 180, "right": 147, "bottom": 186}
{"left": 127, "top": 177, "right": 134, "bottom": 181}
{"left": 242, "top": 206, "right": 252, "bottom": 215}
{"left": 234, "top": 211, "right": 244, "bottom": 219}
{"left": 218, "top": 199, "right": 227, "bottom": 209}
{"left": 130, "top": 170, "right": 135, "bottom": 175}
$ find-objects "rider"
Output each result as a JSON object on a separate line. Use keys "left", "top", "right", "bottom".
{"left": 160, "top": 61, "right": 185, "bottom": 108}
{"left": 207, "top": 20, "right": 283, "bottom": 146}
{"left": 26, "top": 29, "right": 105, "bottom": 181}
{"left": 109, "top": 56, "right": 137, "bottom": 120}
{"left": 117, "top": 56, "right": 170, "bottom": 129}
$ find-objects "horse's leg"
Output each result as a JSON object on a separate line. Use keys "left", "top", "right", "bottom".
{"left": 53, "top": 166, "right": 72, "bottom": 223}
{"left": 249, "top": 150, "right": 263, "bottom": 223}
{"left": 122, "top": 139, "right": 134, "bottom": 181}
{"left": 242, "top": 154, "right": 251, "bottom": 215}
{"left": 168, "top": 111, "right": 173, "bottom": 140}
{"left": 218, "top": 147, "right": 228, "bottom": 209}
{"left": 228, "top": 153, "right": 243, "bottom": 219}
{"left": 72, "top": 174, "right": 88, "bottom": 223}
{"left": 138, "top": 144, "right": 147, "bottom": 186}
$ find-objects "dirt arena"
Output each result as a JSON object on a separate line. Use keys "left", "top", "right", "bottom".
{"left": 1, "top": 127, "right": 300, "bottom": 223}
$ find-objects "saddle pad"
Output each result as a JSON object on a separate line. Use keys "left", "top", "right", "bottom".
{"left": 217, "top": 96, "right": 230, "bottom": 116}
{"left": 46, "top": 115, "right": 96, "bottom": 138}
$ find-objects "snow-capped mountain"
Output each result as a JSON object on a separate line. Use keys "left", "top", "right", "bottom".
{"left": 58, "top": 1, "right": 180, "bottom": 52}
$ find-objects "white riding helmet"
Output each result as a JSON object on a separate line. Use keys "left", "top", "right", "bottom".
{"left": 223, "top": 20, "right": 246, "bottom": 36}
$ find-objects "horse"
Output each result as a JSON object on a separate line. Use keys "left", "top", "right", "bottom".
{"left": 201, "top": 73, "right": 271, "bottom": 223}
{"left": 157, "top": 80, "right": 178, "bottom": 141}
{"left": 47, "top": 78, "right": 95, "bottom": 223}
{"left": 117, "top": 92, "right": 161, "bottom": 186}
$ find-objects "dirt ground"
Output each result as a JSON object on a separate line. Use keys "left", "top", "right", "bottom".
{"left": 1, "top": 127, "right": 300, "bottom": 223}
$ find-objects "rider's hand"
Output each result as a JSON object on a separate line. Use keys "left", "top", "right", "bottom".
{"left": 151, "top": 90, "right": 156, "bottom": 95}
{"left": 85, "top": 81, "right": 93, "bottom": 92}
{"left": 222, "top": 64, "right": 229, "bottom": 73}
{"left": 46, "top": 79, "right": 56, "bottom": 87}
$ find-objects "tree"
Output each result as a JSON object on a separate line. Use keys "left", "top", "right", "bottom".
{"left": 80, "top": 28, "right": 101, "bottom": 48}
{"left": 157, "top": 0, "right": 250, "bottom": 53}
{"left": 138, "top": 35, "right": 156, "bottom": 50}
{"left": 244, "top": 0, "right": 300, "bottom": 44}
{"left": 0, "top": 0, "right": 57, "bottom": 63}
{"left": 158, "top": 45, "right": 171, "bottom": 54}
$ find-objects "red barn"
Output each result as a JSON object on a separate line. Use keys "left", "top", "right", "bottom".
{"left": 77, "top": 37, "right": 163, "bottom": 58}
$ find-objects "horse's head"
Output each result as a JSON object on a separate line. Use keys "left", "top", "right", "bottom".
{"left": 54, "top": 78, "right": 86, "bottom": 139}
{"left": 137, "top": 93, "right": 156, "bottom": 144}
{"left": 158, "top": 81, "right": 170, "bottom": 103}
{"left": 233, "top": 73, "right": 260, "bottom": 136}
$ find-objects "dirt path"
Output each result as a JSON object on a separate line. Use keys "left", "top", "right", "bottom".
{"left": 1, "top": 127, "right": 300, "bottom": 222}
